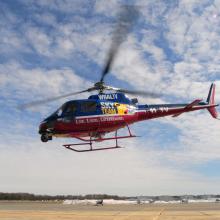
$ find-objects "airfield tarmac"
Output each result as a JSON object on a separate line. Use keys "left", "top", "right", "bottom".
{"left": 0, "top": 201, "right": 220, "bottom": 220}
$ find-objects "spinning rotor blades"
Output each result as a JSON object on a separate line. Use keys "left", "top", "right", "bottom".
{"left": 19, "top": 6, "right": 159, "bottom": 110}
{"left": 18, "top": 88, "right": 95, "bottom": 109}
{"left": 100, "top": 5, "right": 139, "bottom": 82}
{"left": 104, "top": 86, "right": 160, "bottom": 98}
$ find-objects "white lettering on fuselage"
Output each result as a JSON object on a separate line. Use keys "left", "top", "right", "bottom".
{"left": 159, "top": 107, "right": 169, "bottom": 112}
{"left": 149, "top": 107, "right": 169, "bottom": 113}
{"left": 75, "top": 116, "right": 124, "bottom": 124}
{"left": 86, "top": 118, "right": 99, "bottom": 123}
{"left": 98, "top": 94, "right": 118, "bottom": 100}
{"left": 100, "top": 116, "right": 123, "bottom": 122}
{"left": 100, "top": 102, "right": 115, "bottom": 107}
{"left": 149, "top": 108, "right": 157, "bottom": 113}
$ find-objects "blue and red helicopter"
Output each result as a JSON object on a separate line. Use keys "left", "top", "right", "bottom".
{"left": 21, "top": 6, "right": 219, "bottom": 152}
{"left": 36, "top": 82, "right": 218, "bottom": 152}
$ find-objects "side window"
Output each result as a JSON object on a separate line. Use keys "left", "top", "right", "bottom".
{"left": 65, "top": 104, "right": 77, "bottom": 114}
{"left": 80, "top": 101, "right": 97, "bottom": 113}
{"left": 63, "top": 102, "right": 77, "bottom": 116}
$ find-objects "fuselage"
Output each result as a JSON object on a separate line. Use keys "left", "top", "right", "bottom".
{"left": 39, "top": 92, "right": 216, "bottom": 142}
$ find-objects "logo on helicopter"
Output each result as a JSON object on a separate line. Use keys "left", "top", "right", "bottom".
{"left": 98, "top": 94, "right": 118, "bottom": 100}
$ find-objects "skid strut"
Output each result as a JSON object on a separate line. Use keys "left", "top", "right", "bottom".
{"left": 63, "top": 124, "right": 137, "bottom": 152}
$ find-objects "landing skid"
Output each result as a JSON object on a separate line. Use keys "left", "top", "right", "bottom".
{"left": 63, "top": 125, "right": 137, "bottom": 152}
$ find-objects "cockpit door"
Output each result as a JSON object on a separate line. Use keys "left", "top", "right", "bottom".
{"left": 61, "top": 101, "right": 78, "bottom": 122}
{"left": 79, "top": 101, "right": 99, "bottom": 116}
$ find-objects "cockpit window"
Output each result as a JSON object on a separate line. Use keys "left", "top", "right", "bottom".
{"left": 50, "top": 104, "right": 66, "bottom": 118}
{"left": 57, "top": 107, "right": 63, "bottom": 116}
{"left": 80, "top": 101, "right": 97, "bottom": 113}
{"left": 63, "top": 102, "right": 77, "bottom": 115}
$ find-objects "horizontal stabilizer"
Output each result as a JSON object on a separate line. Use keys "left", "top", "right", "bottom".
{"left": 172, "top": 99, "right": 202, "bottom": 117}
{"left": 184, "top": 99, "right": 203, "bottom": 109}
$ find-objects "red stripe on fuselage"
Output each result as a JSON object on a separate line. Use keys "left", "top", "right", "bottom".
{"left": 53, "top": 114, "right": 138, "bottom": 137}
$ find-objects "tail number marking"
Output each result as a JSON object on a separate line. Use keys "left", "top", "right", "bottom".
{"left": 149, "top": 107, "right": 168, "bottom": 113}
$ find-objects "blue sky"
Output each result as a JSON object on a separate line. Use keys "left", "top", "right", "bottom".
{"left": 1, "top": 0, "right": 220, "bottom": 196}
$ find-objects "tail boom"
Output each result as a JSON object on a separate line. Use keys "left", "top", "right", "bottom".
{"left": 136, "top": 83, "right": 219, "bottom": 121}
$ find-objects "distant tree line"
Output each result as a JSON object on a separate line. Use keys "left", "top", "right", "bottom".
{"left": 1, "top": 192, "right": 220, "bottom": 201}
{"left": 0, "top": 193, "right": 130, "bottom": 201}
{"left": 139, "top": 194, "right": 220, "bottom": 201}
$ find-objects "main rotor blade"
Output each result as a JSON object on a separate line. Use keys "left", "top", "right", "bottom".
{"left": 18, "top": 88, "right": 96, "bottom": 109}
{"left": 100, "top": 5, "right": 139, "bottom": 82}
{"left": 104, "top": 86, "right": 160, "bottom": 98}
{"left": 116, "top": 89, "right": 161, "bottom": 98}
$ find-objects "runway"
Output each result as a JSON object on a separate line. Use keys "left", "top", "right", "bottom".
{"left": 0, "top": 201, "right": 220, "bottom": 219}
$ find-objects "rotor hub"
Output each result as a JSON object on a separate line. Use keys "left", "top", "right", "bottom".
{"left": 94, "top": 81, "right": 106, "bottom": 93}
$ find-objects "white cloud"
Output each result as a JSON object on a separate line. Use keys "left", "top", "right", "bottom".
{"left": 0, "top": 61, "right": 92, "bottom": 113}
{"left": 113, "top": 37, "right": 162, "bottom": 89}
{"left": 34, "top": 12, "right": 57, "bottom": 27}
{"left": 25, "top": 27, "right": 52, "bottom": 56}
{"left": 94, "top": 0, "right": 119, "bottom": 17}
{"left": 157, "top": 111, "right": 220, "bottom": 164}
{"left": 1, "top": 137, "right": 220, "bottom": 195}
{"left": 21, "top": 0, "right": 90, "bottom": 14}
{"left": 166, "top": 0, "right": 220, "bottom": 68}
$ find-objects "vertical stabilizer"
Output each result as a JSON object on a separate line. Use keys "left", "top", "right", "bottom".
{"left": 206, "top": 83, "right": 218, "bottom": 119}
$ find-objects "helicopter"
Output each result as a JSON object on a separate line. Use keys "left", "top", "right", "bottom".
{"left": 20, "top": 6, "right": 219, "bottom": 152}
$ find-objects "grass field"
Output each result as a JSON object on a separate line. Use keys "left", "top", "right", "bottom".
{"left": 0, "top": 201, "right": 220, "bottom": 220}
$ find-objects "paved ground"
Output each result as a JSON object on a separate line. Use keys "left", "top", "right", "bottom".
{"left": 0, "top": 201, "right": 220, "bottom": 220}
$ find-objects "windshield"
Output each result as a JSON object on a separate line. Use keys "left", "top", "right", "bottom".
{"left": 49, "top": 103, "right": 66, "bottom": 118}
{"left": 45, "top": 102, "right": 78, "bottom": 122}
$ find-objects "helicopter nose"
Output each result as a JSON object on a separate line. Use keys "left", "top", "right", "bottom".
{"left": 39, "top": 119, "right": 56, "bottom": 134}
{"left": 39, "top": 121, "right": 47, "bottom": 134}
